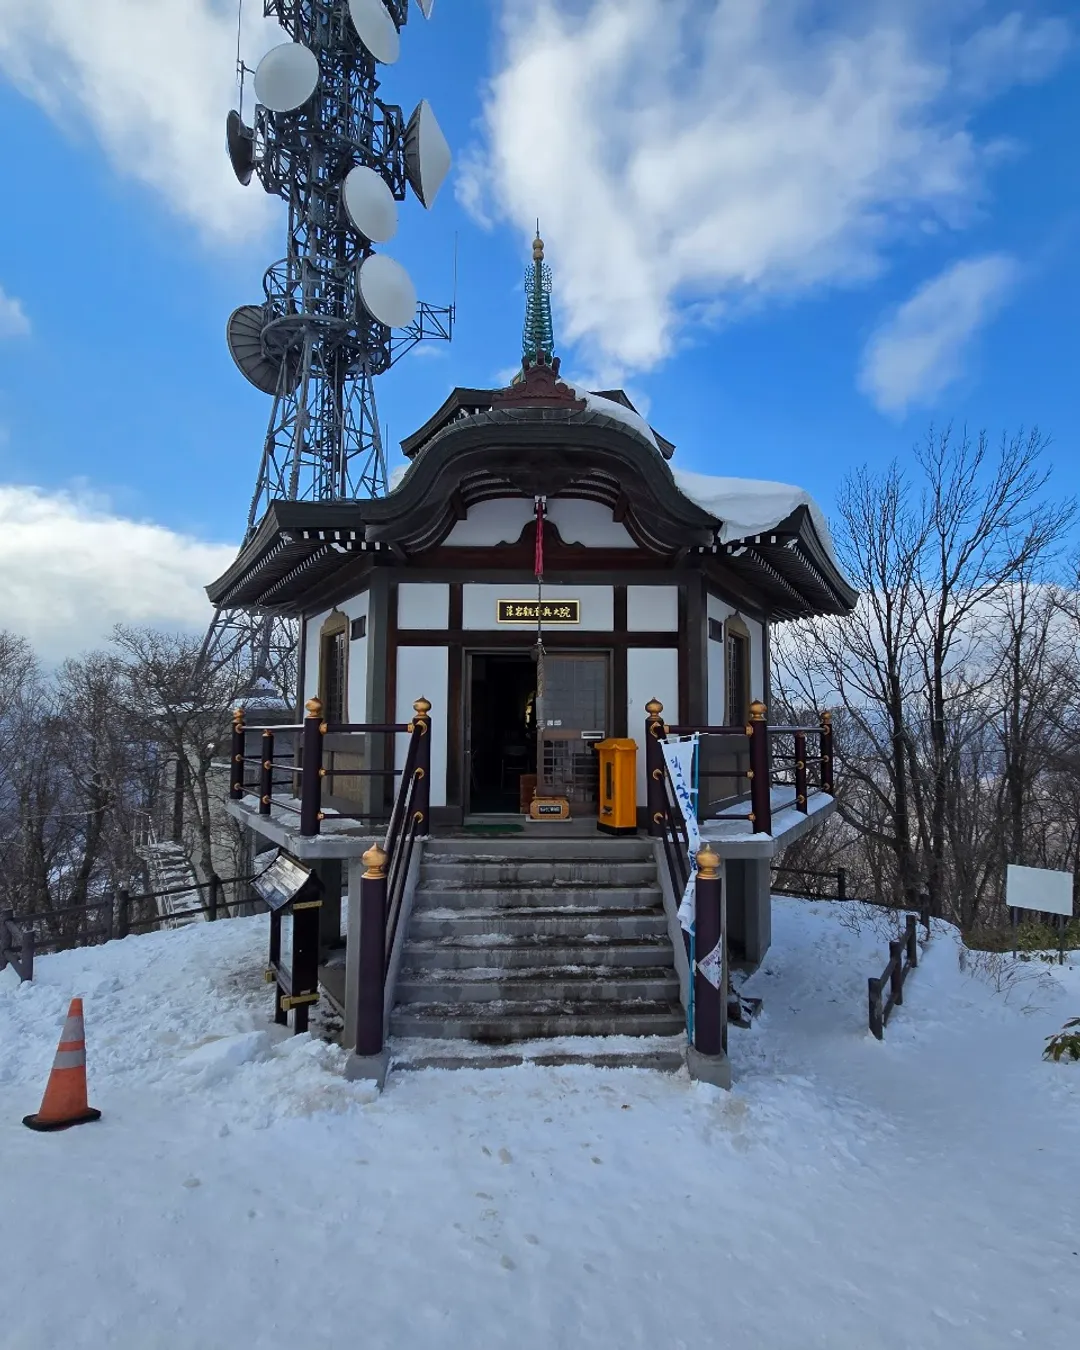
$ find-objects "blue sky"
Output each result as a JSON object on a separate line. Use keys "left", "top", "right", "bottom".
{"left": 0, "top": 0, "right": 1077, "bottom": 659}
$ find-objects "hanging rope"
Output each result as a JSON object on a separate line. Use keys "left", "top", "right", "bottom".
{"left": 534, "top": 495, "right": 546, "bottom": 797}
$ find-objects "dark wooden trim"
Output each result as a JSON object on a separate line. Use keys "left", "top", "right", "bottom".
{"left": 613, "top": 587, "right": 628, "bottom": 739}
{"left": 395, "top": 629, "right": 680, "bottom": 648}
{"left": 448, "top": 581, "right": 463, "bottom": 630}
{"left": 295, "top": 614, "right": 308, "bottom": 714}
{"left": 613, "top": 585, "right": 627, "bottom": 633}
{"left": 684, "top": 576, "right": 708, "bottom": 726}
{"left": 446, "top": 639, "right": 464, "bottom": 808}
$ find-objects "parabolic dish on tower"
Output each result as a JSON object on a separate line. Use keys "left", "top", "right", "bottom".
{"left": 358, "top": 254, "right": 417, "bottom": 329}
{"left": 349, "top": 0, "right": 401, "bottom": 64}
{"left": 343, "top": 165, "right": 398, "bottom": 243}
{"left": 226, "top": 305, "right": 301, "bottom": 396}
{"left": 404, "top": 99, "right": 452, "bottom": 209}
{"left": 226, "top": 110, "right": 256, "bottom": 186}
{"left": 253, "top": 42, "right": 320, "bottom": 113}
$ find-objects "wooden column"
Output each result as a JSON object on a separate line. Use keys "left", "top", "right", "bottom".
{"left": 747, "top": 700, "right": 772, "bottom": 835}
{"left": 299, "top": 697, "right": 324, "bottom": 836}
{"left": 412, "top": 697, "right": 432, "bottom": 834}
{"left": 693, "top": 846, "right": 725, "bottom": 1057}
{"left": 645, "top": 698, "right": 667, "bottom": 837}
{"left": 355, "top": 843, "right": 387, "bottom": 1057}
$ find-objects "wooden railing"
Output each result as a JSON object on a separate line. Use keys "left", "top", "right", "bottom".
{"left": 0, "top": 910, "right": 34, "bottom": 982}
{"left": 230, "top": 696, "right": 432, "bottom": 838}
{"left": 868, "top": 913, "right": 922, "bottom": 1039}
{"left": 645, "top": 699, "right": 835, "bottom": 837}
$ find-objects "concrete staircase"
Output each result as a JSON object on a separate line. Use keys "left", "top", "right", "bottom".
{"left": 390, "top": 836, "right": 685, "bottom": 1071}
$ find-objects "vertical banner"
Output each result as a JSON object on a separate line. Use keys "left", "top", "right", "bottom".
{"left": 661, "top": 736, "right": 701, "bottom": 932}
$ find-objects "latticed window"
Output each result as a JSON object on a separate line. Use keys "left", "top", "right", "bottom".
{"left": 321, "top": 628, "right": 347, "bottom": 725}
{"left": 725, "top": 630, "right": 749, "bottom": 727}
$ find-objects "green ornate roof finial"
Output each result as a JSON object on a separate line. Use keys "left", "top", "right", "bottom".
{"left": 521, "top": 223, "right": 555, "bottom": 369}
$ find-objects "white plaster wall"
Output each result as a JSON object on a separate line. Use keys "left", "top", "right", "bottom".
{"left": 443, "top": 496, "right": 636, "bottom": 549}
{"left": 706, "top": 593, "right": 735, "bottom": 725}
{"left": 546, "top": 499, "right": 636, "bottom": 548}
{"left": 396, "top": 646, "right": 448, "bottom": 807}
{"left": 301, "top": 592, "right": 370, "bottom": 717}
{"left": 744, "top": 614, "right": 765, "bottom": 704}
{"left": 462, "top": 583, "right": 614, "bottom": 631}
{"left": 397, "top": 582, "right": 449, "bottom": 630}
{"left": 443, "top": 498, "right": 533, "bottom": 546}
{"left": 627, "top": 647, "right": 679, "bottom": 803}
{"left": 626, "top": 585, "right": 679, "bottom": 632}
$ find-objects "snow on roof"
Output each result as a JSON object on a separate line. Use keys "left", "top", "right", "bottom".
{"left": 564, "top": 383, "right": 659, "bottom": 451}
{"left": 671, "top": 466, "right": 840, "bottom": 562}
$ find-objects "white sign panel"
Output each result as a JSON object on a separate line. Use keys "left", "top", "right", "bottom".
{"left": 1005, "top": 864, "right": 1074, "bottom": 918}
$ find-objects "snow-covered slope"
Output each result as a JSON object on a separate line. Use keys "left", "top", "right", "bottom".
{"left": 2, "top": 903, "right": 1077, "bottom": 1350}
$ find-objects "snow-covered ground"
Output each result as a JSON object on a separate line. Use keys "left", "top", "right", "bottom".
{"left": 2, "top": 901, "right": 1077, "bottom": 1350}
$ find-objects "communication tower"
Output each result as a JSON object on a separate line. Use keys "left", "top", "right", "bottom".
{"left": 202, "top": 0, "right": 453, "bottom": 689}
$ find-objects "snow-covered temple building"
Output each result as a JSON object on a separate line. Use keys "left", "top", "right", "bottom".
{"left": 210, "top": 235, "right": 857, "bottom": 1085}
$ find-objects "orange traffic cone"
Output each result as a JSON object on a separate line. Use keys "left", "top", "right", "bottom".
{"left": 23, "top": 998, "right": 101, "bottom": 1132}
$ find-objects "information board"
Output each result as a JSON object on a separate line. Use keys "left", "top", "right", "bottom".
{"left": 1005, "top": 864, "right": 1074, "bottom": 918}
{"left": 252, "top": 850, "right": 314, "bottom": 912}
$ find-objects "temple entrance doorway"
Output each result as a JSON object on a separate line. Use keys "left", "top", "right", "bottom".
{"left": 465, "top": 650, "right": 610, "bottom": 816}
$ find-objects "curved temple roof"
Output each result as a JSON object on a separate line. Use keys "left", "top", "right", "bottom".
{"left": 207, "top": 381, "right": 857, "bottom": 621}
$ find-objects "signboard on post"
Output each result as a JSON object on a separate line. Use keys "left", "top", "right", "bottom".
{"left": 1005, "top": 864, "right": 1074, "bottom": 918}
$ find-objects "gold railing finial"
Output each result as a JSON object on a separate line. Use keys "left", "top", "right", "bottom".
{"left": 305, "top": 697, "right": 323, "bottom": 719}
{"left": 749, "top": 700, "right": 767, "bottom": 722}
{"left": 232, "top": 706, "right": 245, "bottom": 728}
{"left": 821, "top": 709, "right": 832, "bottom": 727}
{"left": 695, "top": 845, "right": 721, "bottom": 879}
{"left": 645, "top": 698, "right": 664, "bottom": 718}
{"left": 413, "top": 696, "right": 432, "bottom": 718}
{"left": 362, "top": 842, "right": 388, "bottom": 879}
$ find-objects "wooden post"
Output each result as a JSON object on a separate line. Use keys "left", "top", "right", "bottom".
{"left": 20, "top": 923, "right": 33, "bottom": 983}
{"left": 747, "top": 700, "right": 772, "bottom": 835}
{"left": 299, "top": 697, "right": 324, "bottom": 836}
{"left": 868, "top": 977, "right": 884, "bottom": 1039}
{"left": 0, "top": 908, "right": 10, "bottom": 972}
{"left": 259, "top": 728, "right": 274, "bottom": 817}
{"left": 645, "top": 699, "right": 668, "bottom": 837}
{"left": 117, "top": 888, "right": 130, "bottom": 939}
{"left": 905, "top": 913, "right": 918, "bottom": 968}
{"left": 101, "top": 892, "right": 115, "bottom": 943}
{"left": 837, "top": 867, "right": 847, "bottom": 901}
{"left": 693, "top": 846, "right": 725, "bottom": 1058}
{"left": 208, "top": 874, "right": 221, "bottom": 922}
{"left": 889, "top": 939, "right": 904, "bottom": 1007}
{"left": 793, "top": 729, "right": 808, "bottom": 813}
{"left": 356, "top": 843, "right": 388, "bottom": 1057}
{"left": 820, "top": 710, "right": 834, "bottom": 795}
{"left": 412, "top": 697, "right": 432, "bottom": 834}
{"left": 230, "top": 707, "right": 245, "bottom": 801}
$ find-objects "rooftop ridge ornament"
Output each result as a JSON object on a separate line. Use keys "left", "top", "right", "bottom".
{"left": 521, "top": 226, "right": 555, "bottom": 369}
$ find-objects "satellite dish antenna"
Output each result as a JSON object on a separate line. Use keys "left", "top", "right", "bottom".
{"left": 348, "top": 0, "right": 400, "bottom": 65}
{"left": 358, "top": 255, "right": 417, "bottom": 329}
{"left": 226, "top": 110, "right": 256, "bottom": 186}
{"left": 416, "top": 0, "right": 436, "bottom": 16}
{"left": 404, "top": 99, "right": 451, "bottom": 209}
{"left": 253, "top": 42, "right": 320, "bottom": 113}
{"left": 226, "top": 305, "right": 301, "bottom": 395}
{"left": 343, "top": 165, "right": 398, "bottom": 243}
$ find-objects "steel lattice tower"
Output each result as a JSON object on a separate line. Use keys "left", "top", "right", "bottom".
{"left": 200, "top": 0, "right": 452, "bottom": 692}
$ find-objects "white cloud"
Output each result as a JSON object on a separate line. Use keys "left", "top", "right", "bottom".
{"left": 0, "top": 484, "right": 236, "bottom": 663}
{"left": 858, "top": 253, "right": 1019, "bottom": 415}
{"left": 0, "top": 285, "right": 30, "bottom": 338}
{"left": 458, "top": 1, "right": 1069, "bottom": 376}
{"left": 955, "top": 12, "right": 1072, "bottom": 95}
{"left": 0, "top": 0, "right": 282, "bottom": 243}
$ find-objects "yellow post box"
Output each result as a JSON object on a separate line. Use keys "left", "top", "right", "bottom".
{"left": 596, "top": 739, "right": 638, "bottom": 835}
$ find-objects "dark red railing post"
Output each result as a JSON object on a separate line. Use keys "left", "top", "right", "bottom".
{"left": 693, "top": 846, "right": 725, "bottom": 1057}
{"left": 259, "top": 728, "right": 274, "bottom": 818}
{"left": 299, "top": 697, "right": 324, "bottom": 836}
{"left": 411, "top": 697, "right": 432, "bottom": 834}
{"left": 356, "top": 842, "right": 387, "bottom": 1057}
{"left": 230, "top": 707, "right": 245, "bottom": 800}
{"left": 820, "top": 709, "right": 834, "bottom": 796}
{"left": 794, "top": 729, "right": 808, "bottom": 813}
{"left": 747, "top": 700, "right": 772, "bottom": 835}
{"left": 645, "top": 698, "right": 668, "bottom": 837}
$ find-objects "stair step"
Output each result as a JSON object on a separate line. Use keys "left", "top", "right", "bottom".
{"left": 414, "top": 886, "right": 662, "bottom": 911}
{"left": 391, "top": 1037, "right": 686, "bottom": 1073}
{"left": 395, "top": 969, "right": 680, "bottom": 1005}
{"left": 424, "top": 839, "right": 655, "bottom": 862}
{"left": 402, "top": 938, "right": 674, "bottom": 969}
{"left": 389, "top": 1001, "right": 686, "bottom": 1042}
{"left": 408, "top": 909, "right": 669, "bottom": 941}
{"left": 419, "top": 861, "right": 659, "bottom": 886}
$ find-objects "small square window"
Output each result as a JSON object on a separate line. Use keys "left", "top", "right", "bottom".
{"left": 350, "top": 616, "right": 367, "bottom": 640}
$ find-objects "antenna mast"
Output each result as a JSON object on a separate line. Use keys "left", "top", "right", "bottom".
{"left": 201, "top": 0, "right": 453, "bottom": 692}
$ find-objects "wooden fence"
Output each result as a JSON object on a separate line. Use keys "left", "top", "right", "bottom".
{"left": 0, "top": 910, "right": 34, "bottom": 982}
{"left": 868, "top": 913, "right": 924, "bottom": 1039}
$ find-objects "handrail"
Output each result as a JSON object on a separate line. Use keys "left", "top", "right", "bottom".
{"left": 645, "top": 700, "right": 836, "bottom": 836}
